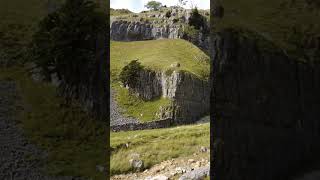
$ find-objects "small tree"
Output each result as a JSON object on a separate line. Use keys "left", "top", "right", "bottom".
{"left": 145, "top": 1, "right": 162, "bottom": 11}
{"left": 119, "top": 60, "right": 144, "bottom": 88}
{"left": 31, "top": 0, "right": 106, "bottom": 88}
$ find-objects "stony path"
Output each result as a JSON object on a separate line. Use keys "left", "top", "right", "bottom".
{"left": 111, "top": 155, "right": 210, "bottom": 180}
{"left": 0, "top": 80, "right": 80, "bottom": 180}
{"left": 110, "top": 88, "right": 139, "bottom": 126}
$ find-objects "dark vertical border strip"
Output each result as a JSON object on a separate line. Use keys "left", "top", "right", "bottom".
{"left": 210, "top": 0, "right": 214, "bottom": 179}
{"left": 105, "top": 0, "right": 110, "bottom": 179}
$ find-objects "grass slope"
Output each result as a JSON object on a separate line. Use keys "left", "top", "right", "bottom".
{"left": 110, "top": 123, "right": 210, "bottom": 175}
{"left": 213, "top": 0, "right": 320, "bottom": 60}
{"left": 110, "top": 8, "right": 133, "bottom": 16}
{"left": 111, "top": 39, "right": 210, "bottom": 122}
{"left": 0, "top": 67, "right": 106, "bottom": 180}
{"left": 113, "top": 84, "right": 171, "bottom": 122}
{"left": 111, "top": 39, "right": 210, "bottom": 80}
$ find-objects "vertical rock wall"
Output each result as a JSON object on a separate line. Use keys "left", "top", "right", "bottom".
{"left": 128, "top": 69, "right": 210, "bottom": 123}
{"left": 110, "top": 20, "right": 210, "bottom": 52}
{"left": 211, "top": 29, "right": 320, "bottom": 180}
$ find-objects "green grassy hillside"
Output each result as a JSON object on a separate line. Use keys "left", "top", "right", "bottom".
{"left": 213, "top": 0, "right": 320, "bottom": 61}
{"left": 110, "top": 123, "right": 210, "bottom": 175}
{"left": 111, "top": 39, "right": 210, "bottom": 122}
{"left": 110, "top": 8, "right": 132, "bottom": 16}
{"left": 111, "top": 39, "right": 210, "bottom": 81}
{"left": 0, "top": 67, "right": 106, "bottom": 179}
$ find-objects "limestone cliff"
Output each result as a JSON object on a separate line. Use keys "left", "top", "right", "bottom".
{"left": 127, "top": 68, "right": 210, "bottom": 123}
{"left": 110, "top": 7, "right": 210, "bottom": 52}
{"left": 211, "top": 28, "right": 320, "bottom": 180}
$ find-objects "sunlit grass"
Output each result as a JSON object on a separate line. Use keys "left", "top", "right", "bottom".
{"left": 110, "top": 123, "right": 210, "bottom": 175}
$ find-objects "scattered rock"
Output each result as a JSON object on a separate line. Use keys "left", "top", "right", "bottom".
{"left": 170, "top": 62, "right": 180, "bottom": 68}
{"left": 199, "top": 146, "right": 208, "bottom": 153}
{"left": 179, "top": 166, "right": 210, "bottom": 180}
{"left": 145, "top": 175, "right": 169, "bottom": 180}
{"left": 175, "top": 167, "right": 187, "bottom": 174}
{"left": 129, "top": 159, "right": 144, "bottom": 172}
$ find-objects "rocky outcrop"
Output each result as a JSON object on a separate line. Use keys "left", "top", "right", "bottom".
{"left": 110, "top": 20, "right": 210, "bottom": 52}
{"left": 110, "top": 7, "right": 210, "bottom": 52}
{"left": 211, "top": 28, "right": 320, "bottom": 180}
{"left": 128, "top": 69, "right": 209, "bottom": 123}
{"left": 110, "top": 21, "right": 182, "bottom": 41}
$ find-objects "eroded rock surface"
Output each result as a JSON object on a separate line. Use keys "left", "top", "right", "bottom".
{"left": 110, "top": 7, "right": 210, "bottom": 52}
{"left": 212, "top": 29, "right": 320, "bottom": 180}
{"left": 128, "top": 69, "right": 210, "bottom": 123}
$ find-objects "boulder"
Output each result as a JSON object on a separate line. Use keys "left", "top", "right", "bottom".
{"left": 179, "top": 166, "right": 209, "bottom": 180}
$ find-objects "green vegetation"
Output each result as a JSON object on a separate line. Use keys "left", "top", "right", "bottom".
{"left": 189, "top": 8, "right": 207, "bottom": 30}
{"left": 31, "top": 0, "right": 106, "bottom": 82}
{"left": 0, "top": 0, "right": 108, "bottom": 179}
{"left": 0, "top": 0, "right": 49, "bottom": 64}
{"left": 0, "top": 67, "right": 106, "bottom": 180}
{"left": 213, "top": 0, "right": 320, "bottom": 61}
{"left": 110, "top": 8, "right": 133, "bottom": 16}
{"left": 119, "top": 60, "right": 144, "bottom": 88}
{"left": 111, "top": 39, "right": 209, "bottom": 121}
{"left": 110, "top": 123, "right": 210, "bottom": 175}
{"left": 112, "top": 84, "right": 171, "bottom": 122}
{"left": 0, "top": 0, "right": 107, "bottom": 65}
{"left": 145, "top": 1, "right": 163, "bottom": 11}
{"left": 111, "top": 39, "right": 210, "bottom": 81}
{"left": 112, "top": 5, "right": 209, "bottom": 23}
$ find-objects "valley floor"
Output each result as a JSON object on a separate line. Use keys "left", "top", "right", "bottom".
{"left": 110, "top": 123, "right": 210, "bottom": 179}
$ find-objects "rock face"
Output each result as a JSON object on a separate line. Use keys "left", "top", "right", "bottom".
{"left": 110, "top": 7, "right": 210, "bottom": 52}
{"left": 128, "top": 69, "right": 209, "bottom": 123}
{"left": 110, "top": 20, "right": 210, "bottom": 52}
{"left": 179, "top": 166, "right": 209, "bottom": 180}
{"left": 110, "top": 21, "right": 182, "bottom": 41}
{"left": 211, "top": 29, "right": 320, "bottom": 180}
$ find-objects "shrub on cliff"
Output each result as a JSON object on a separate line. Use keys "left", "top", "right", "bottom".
{"left": 119, "top": 60, "right": 144, "bottom": 88}
{"left": 30, "top": 0, "right": 106, "bottom": 84}
{"left": 188, "top": 8, "right": 206, "bottom": 30}
{"left": 165, "top": 10, "right": 172, "bottom": 18}
{"left": 182, "top": 25, "right": 199, "bottom": 44}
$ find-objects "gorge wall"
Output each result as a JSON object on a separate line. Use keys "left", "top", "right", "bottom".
{"left": 128, "top": 69, "right": 210, "bottom": 123}
{"left": 110, "top": 20, "right": 209, "bottom": 53}
{"left": 211, "top": 29, "right": 320, "bottom": 180}
{"left": 110, "top": 7, "right": 210, "bottom": 52}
